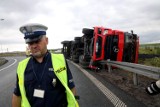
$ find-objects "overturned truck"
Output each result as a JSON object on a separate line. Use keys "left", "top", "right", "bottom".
{"left": 61, "top": 26, "right": 139, "bottom": 70}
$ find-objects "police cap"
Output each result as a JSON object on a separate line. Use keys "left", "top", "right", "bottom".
{"left": 19, "top": 23, "right": 48, "bottom": 43}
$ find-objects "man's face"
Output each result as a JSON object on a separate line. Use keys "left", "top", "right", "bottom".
{"left": 28, "top": 36, "right": 48, "bottom": 58}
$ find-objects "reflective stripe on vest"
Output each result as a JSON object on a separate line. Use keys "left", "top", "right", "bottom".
{"left": 17, "top": 53, "right": 79, "bottom": 107}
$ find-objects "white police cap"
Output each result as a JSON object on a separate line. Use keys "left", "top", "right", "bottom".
{"left": 19, "top": 23, "right": 48, "bottom": 43}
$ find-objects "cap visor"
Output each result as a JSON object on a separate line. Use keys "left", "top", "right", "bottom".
{"left": 25, "top": 35, "right": 43, "bottom": 44}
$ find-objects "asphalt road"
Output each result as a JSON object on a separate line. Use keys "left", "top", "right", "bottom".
{"left": 0, "top": 56, "right": 147, "bottom": 107}
{"left": 0, "top": 56, "right": 24, "bottom": 107}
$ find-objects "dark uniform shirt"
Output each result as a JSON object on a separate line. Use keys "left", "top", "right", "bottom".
{"left": 14, "top": 52, "right": 75, "bottom": 107}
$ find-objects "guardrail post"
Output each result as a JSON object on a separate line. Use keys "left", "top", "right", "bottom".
{"left": 133, "top": 73, "right": 138, "bottom": 85}
{"left": 107, "top": 59, "right": 112, "bottom": 73}
{"left": 108, "top": 64, "right": 112, "bottom": 73}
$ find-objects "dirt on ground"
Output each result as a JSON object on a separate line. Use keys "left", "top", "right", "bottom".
{"left": 96, "top": 68, "right": 160, "bottom": 107}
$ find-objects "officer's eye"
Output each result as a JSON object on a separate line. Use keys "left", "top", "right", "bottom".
{"left": 35, "top": 40, "right": 41, "bottom": 44}
{"left": 28, "top": 39, "right": 41, "bottom": 45}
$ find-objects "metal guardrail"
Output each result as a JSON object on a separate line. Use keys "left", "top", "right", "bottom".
{"left": 100, "top": 60, "right": 160, "bottom": 85}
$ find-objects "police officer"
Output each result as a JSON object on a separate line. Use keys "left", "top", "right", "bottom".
{"left": 12, "top": 23, "right": 79, "bottom": 107}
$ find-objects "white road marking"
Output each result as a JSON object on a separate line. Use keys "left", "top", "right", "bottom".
{"left": 70, "top": 61, "right": 127, "bottom": 107}
{"left": 0, "top": 59, "right": 17, "bottom": 72}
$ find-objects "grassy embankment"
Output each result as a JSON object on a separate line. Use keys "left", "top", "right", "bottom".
{"left": 139, "top": 43, "right": 160, "bottom": 67}
{"left": 0, "top": 52, "right": 26, "bottom": 66}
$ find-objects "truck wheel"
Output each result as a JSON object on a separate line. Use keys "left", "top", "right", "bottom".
{"left": 79, "top": 63, "right": 89, "bottom": 69}
{"left": 73, "top": 55, "right": 79, "bottom": 60}
{"left": 79, "top": 60, "right": 90, "bottom": 66}
{"left": 82, "top": 28, "right": 94, "bottom": 35}
{"left": 61, "top": 40, "right": 70, "bottom": 44}
{"left": 79, "top": 55, "right": 90, "bottom": 68}
{"left": 74, "top": 37, "right": 81, "bottom": 41}
{"left": 74, "top": 37, "right": 82, "bottom": 44}
{"left": 73, "top": 58, "right": 79, "bottom": 63}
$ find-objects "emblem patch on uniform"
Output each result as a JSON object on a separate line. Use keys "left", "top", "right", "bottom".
{"left": 69, "top": 79, "right": 73, "bottom": 83}
{"left": 49, "top": 68, "right": 54, "bottom": 71}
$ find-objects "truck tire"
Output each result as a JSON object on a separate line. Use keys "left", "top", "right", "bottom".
{"left": 79, "top": 55, "right": 90, "bottom": 68}
{"left": 83, "top": 34, "right": 93, "bottom": 39}
{"left": 61, "top": 40, "right": 70, "bottom": 44}
{"left": 79, "top": 63, "right": 89, "bottom": 69}
{"left": 82, "top": 28, "right": 94, "bottom": 35}
{"left": 74, "top": 37, "right": 82, "bottom": 44}
{"left": 73, "top": 58, "right": 79, "bottom": 63}
{"left": 72, "top": 55, "right": 79, "bottom": 63}
{"left": 74, "top": 37, "right": 81, "bottom": 41}
{"left": 81, "top": 36, "right": 84, "bottom": 43}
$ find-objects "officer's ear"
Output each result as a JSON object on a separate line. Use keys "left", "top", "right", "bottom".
{"left": 45, "top": 36, "right": 48, "bottom": 45}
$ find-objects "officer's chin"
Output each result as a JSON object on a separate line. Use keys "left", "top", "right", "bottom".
{"left": 32, "top": 52, "right": 43, "bottom": 58}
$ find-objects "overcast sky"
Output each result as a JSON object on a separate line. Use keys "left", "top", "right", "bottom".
{"left": 0, "top": 0, "right": 160, "bottom": 52}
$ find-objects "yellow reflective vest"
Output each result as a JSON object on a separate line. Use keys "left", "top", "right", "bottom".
{"left": 17, "top": 53, "right": 79, "bottom": 107}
